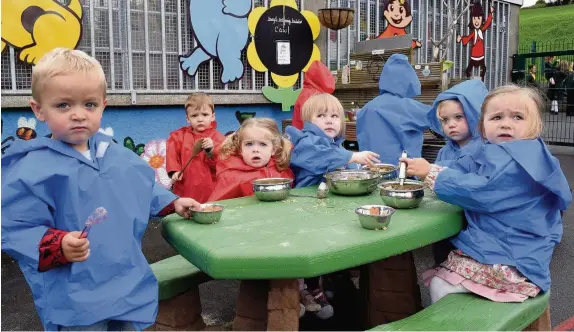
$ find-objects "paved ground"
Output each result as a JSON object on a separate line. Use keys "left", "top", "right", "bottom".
{"left": 2, "top": 150, "right": 573, "bottom": 331}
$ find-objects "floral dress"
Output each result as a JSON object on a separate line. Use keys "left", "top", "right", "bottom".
{"left": 422, "top": 164, "right": 541, "bottom": 302}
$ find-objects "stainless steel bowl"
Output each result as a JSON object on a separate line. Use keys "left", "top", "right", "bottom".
{"left": 325, "top": 170, "right": 381, "bottom": 196}
{"left": 190, "top": 204, "right": 224, "bottom": 224}
{"left": 252, "top": 178, "right": 293, "bottom": 202}
{"left": 379, "top": 180, "right": 425, "bottom": 209}
{"left": 355, "top": 205, "right": 395, "bottom": 230}
{"left": 362, "top": 163, "right": 398, "bottom": 181}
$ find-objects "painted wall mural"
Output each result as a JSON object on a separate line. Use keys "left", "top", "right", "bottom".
{"left": 456, "top": 1, "right": 493, "bottom": 81}
{"left": 247, "top": 0, "right": 321, "bottom": 111}
{"left": 1, "top": 0, "right": 83, "bottom": 65}
{"left": 179, "top": 0, "right": 252, "bottom": 84}
{"left": 376, "top": 0, "right": 421, "bottom": 50}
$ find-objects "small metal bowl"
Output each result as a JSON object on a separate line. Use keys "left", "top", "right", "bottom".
{"left": 355, "top": 205, "right": 395, "bottom": 230}
{"left": 252, "top": 178, "right": 293, "bottom": 202}
{"left": 362, "top": 163, "right": 398, "bottom": 181}
{"left": 190, "top": 204, "right": 224, "bottom": 224}
{"left": 325, "top": 170, "right": 381, "bottom": 196}
{"left": 379, "top": 180, "right": 425, "bottom": 209}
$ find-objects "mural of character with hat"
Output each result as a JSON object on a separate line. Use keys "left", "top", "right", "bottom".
{"left": 376, "top": 0, "right": 421, "bottom": 49}
{"left": 456, "top": 1, "right": 494, "bottom": 81}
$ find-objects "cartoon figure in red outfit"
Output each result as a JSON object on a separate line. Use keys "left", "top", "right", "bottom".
{"left": 457, "top": 1, "right": 494, "bottom": 81}
{"left": 376, "top": 0, "right": 421, "bottom": 49}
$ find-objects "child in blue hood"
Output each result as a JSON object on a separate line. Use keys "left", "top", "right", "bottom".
{"left": 286, "top": 93, "right": 380, "bottom": 188}
{"left": 1, "top": 48, "right": 201, "bottom": 331}
{"left": 286, "top": 93, "right": 380, "bottom": 319}
{"left": 428, "top": 79, "right": 488, "bottom": 166}
{"left": 402, "top": 85, "right": 572, "bottom": 303}
{"left": 356, "top": 54, "right": 431, "bottom": 165}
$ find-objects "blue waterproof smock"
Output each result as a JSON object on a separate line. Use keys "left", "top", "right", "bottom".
{"left": 356, "top": 53, "right": 431, "bottom": 164}
{"left": 1, "top": 132, "right": 177, "bottom": 330}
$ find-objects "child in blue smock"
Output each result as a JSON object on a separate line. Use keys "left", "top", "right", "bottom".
{"left": 356, "top": 53, "right": 431, "bottom": 164}
{"left": 402, "top": 85, "right": 572, "bottom": 303}
{"left": 1, "top": 48, "right": 201, "bottom": 331}
{"left": 287, "top": 93, "right": 380, "bottom": 187}
{"left": 428, "top": 79, "right": 488, "bottom": 166}
{"left": 286, "top": 93, "right": 380, "bottom": 319}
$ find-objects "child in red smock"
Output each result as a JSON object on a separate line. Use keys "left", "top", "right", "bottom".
{"left": 166, "top": 93, "right": 225, "bottom": 203}
{"left": 207, "top": 117, "right": 294, "bottom": 202}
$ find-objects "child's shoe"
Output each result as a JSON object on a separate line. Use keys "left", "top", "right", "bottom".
{"left": 311, "top": 289, "right": 334, "bottom": 319}
{"left": 300, "top": 289, "right": 321, "bottom": 312}
{"left": 299, "top": 303, "right": 306, "bottom": 318}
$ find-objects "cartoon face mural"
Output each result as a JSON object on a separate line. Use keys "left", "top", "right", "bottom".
{"left": 376, "top": 0, "right": 421, "bottom": 49}
{"left": 179, "top": 0, "right": 252, "bottom": 85}
{"left": 1, "top": 0, "right": 83, "bottom": 65}
{"left": 456, "top": 1, "right": 494, "bottom": 81}
{"left": 247, "top": 0, "right": 320, "bottom": 110}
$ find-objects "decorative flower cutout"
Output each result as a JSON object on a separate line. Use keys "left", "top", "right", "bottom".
{"left": 247, "top": 0, "right": 321, "bottom": 88}
{"left": 141, "top": 139, "right": 171, "bottom": 188}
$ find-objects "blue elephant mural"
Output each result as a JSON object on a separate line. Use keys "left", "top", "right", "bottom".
{"left": 179, "top": 0, "right": 253, "bottom": 84}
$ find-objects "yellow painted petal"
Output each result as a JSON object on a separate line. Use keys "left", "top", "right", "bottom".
{"left": 248, "top": 7, "right": 267, "bottom": 35}
{"left": 301, "top": 10, "right": 321, "bottom": 40}
{"left": 302, "top": 44, "right": 321, "bottom": 72}
{"left": 272, "top": 73, "right": 299, "bottom": 88}
{"left": 247, "top": 42, "right": 267, "bottom": 72}
{"left": 269, "top": 0, "right": 298, "bottom": 10}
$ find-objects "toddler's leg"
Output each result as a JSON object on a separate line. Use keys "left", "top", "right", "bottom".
{"left": 59, "top": 320, "right": 109, "bottom": 331}
{"left": 429, "top": 276, "right": 470, "bottom": 304}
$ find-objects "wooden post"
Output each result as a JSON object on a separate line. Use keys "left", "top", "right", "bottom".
{"left": 524, "top": 306, "right": 551, "bottom": 331}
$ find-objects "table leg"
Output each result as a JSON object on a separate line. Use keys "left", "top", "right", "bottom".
{"left": 233, "top": 280, "right": 269, "bottom": 331}
{"left": 361, "top": 252, "right": 423, "bottom": 328}
{"left": 524, "top": 306, "right": 551, "bottom": 331}
{"left": 267, "top": 279, "right": 300, "bottom": 331}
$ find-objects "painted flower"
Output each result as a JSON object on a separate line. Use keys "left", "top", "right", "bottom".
{"left": 247, "top": 0, "right": 321, "bottom": 88}
{"left": 141, "top": 139, "right": 171, "bottom": 188}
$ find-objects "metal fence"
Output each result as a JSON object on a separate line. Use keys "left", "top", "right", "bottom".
{"left": 511, "top": 46, "right": 574, "bottom": 146}
{"left": 1, "top": 0, "right": 514, "bottom": 95}
{"left": 325, "top": 0, "right": 512, "bottom": 90}
{"left": 518, "top": 39, "right": 574, "bottom": 54}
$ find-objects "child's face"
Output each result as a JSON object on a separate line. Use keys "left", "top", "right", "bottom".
{"left": 384, "top": 0, "right": 412, "bottom": 28}
{"left": 30, "top": 71, "right": 106, "bottom": 152}
{"left": 438, "top": 100, "right": 471, "bottom": 147}
{"left": 312, "top": 108, "right": 342, "bottom": 139}
{"left": 240, "top": 127, "right": 275, "bottom": 168}
{"left": 472, "top": 16, "right": 483, "bottom": 29}
{"left": 483, "top": 93, "right": 530, "bottom": 144}
{"left": 186, "top": 106, "right": 215, "bottom": 132}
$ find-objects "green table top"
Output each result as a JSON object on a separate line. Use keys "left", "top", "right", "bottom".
{"left": 162, "top": 186, "right": 464, "bottom": 279}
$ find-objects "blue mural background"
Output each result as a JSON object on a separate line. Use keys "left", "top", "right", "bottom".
{"left": 1, "top": 104, "right": 292, "bottom": 151}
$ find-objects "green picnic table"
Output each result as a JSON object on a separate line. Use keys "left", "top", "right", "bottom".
{"left": 162, "top": 185, "right": 464, "bottom": 330}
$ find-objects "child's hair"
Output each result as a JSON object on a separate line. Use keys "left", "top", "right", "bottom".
{"left": 185, "top": 92, "right": 214, "bottom": 114}
{"left": 384, "top": 0, "right": 411, "bottom": 17}
{"left": 468, "top": 1, "right": 485, "bottom": 28}
{"left": 32, "top": 48, "right": 106, "bottom": 102}
{"left": 219, "top": 117, "right": 292, "bottom": 171}
{"left": 528, "top": 64, "right": 535, "bottom": 71}
{"left": 478, "top": 84, "right": 544, "bottom": 140}
{"left": 559, "top": 60, "right": 569, "bottom": 72}
{"left": 301, "top": 93, "right": 346, "bottom": 138}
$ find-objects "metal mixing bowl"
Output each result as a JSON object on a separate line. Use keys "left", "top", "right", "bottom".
{"left": 355, "top": 205, "right": 395, "bottom": 230}
{"left": 252, "top": 178, "right": 293, "bottom": 201}
{"left": 325, "top": 170, "right": 381, "bottom": 196}
{"left": 190, "top": 204, "right": 224, "bottom": 224}
{"left": 379, "top": 180, "right": 425, "bottom": 209}
{"left": 362, "top": 163, "right": 398, "bottom": 181}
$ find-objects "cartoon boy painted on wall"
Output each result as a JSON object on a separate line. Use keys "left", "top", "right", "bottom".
{"left": 456, "top": 1, "right": 494, "bottom": 81}
{"left": 376, "top": 0, "right": 421, "bottom": 49}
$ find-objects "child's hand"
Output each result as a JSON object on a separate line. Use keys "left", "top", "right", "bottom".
{"left": 351, "top": 151, "right": 381, "bottom": 166}
{"left": 202, "top": 138, "right": 214, "bottom": 151}
{"left": 171, "top": 171, "right": 183, "bottom": 183}
{"left": 192, "top": 139, "right": 204, "bottom": 156}
{"left": 400, "top": 157, "right": 431, "bottom": 179}
{"left": 62, "top": 232, "right": 90, "bottom": 262}
{"left": 174, "top": 197, "right": 202, "bottom": 219}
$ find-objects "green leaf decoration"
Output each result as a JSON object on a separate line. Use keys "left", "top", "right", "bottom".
{"left": 124, "top": 137, "right": 135, "bottom": 151}
{"left": 135, "top": 144, "right": 145, "bottom": 156}
{"left": 262, "top": 86, "right": 302, "bottom": 112}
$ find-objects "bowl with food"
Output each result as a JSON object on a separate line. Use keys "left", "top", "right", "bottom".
{"left": 378, "top": 180, "right": 425, "bottom": 209}
{"left": 190, "top": 204, "right": 224, "bottom": 224}
{"left": 324, "top": 170, "right": 380, "bottom": 196}
{"left": 252, "top": 178, "right": 293, "bottom": 202}
{"left": 362, "top": 163, "right": 398, "bottom": 181}
{"left": 355, "top": 205, "right": 395, "bottom": 230}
